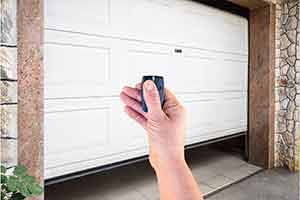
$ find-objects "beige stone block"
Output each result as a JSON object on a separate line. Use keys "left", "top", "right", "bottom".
{"left": 295, "top": 122, "right": 300, "bottom": 139}
{"left": 295, "top": 108, "right": 300, "bottom": 122}
{"left": 275, "top": 58, "right": 280, "bottom": 68}
{"left": 276, "top": 3, "right": 281, "bottom": 10}
{"left": 275, "top": 101, "right": 280, "bottom": 112}
{"left": 0, "top": 81, "right": 17, "bottom": 103}
{"left": 280, "top": 34, "right": 291, "bottom": 49}
{"left": 0, "top": 0, "right": 17, "bottom": 45}
{"left": 295, "top": 138, "right": 300, "bottom": 171}
{"left": 274, "top": 118, "right": 279, "bottom": 132}
{"left": 294, "top": 160, "right": 299, "bottom": 171}
{"left": 0, "top": 104, "right": 17, "bottom": 138}
{"left": 296, "top": 94, "right": 300, "bottom": 107}
{"left": 0, "top": 138, "right": 17, "bottom": 167}
{"left": 0, "top": 47, "right": 17, "bottom": 80}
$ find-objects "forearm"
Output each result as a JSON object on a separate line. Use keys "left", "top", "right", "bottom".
{"left": 154, "top": 158, "right": 203, "bottom": 200}
{"left": 121, "top": 82, "right": 203, "bottom": 199}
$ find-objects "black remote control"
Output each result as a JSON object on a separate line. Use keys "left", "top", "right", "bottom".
{"left": 141, "top": 76, "right": 165, "bottom": 112}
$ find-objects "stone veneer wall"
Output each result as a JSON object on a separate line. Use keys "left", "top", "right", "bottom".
{"left": 0, "top": 0, "right": 17, "bottom": 168}
{"left": 275, "top": 0, "right": 300, "bottom": 171}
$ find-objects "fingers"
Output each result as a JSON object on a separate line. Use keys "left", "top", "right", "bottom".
{"left": 122, "top": 86, "right": 142, "bottom": 102}
{"left": 135, "top": 83, "right": 142, "bottom": 90}
{"left": 124, "top": 106, "right": 147, "bottom": 129}
{"left": 120, "top": 91, "right": 145, "bottom": 116}
{"left": 162, "top": 87, "right": 184, "bottom": 118}
{"left": 122, "top": 82, "right": 166, "bottom": 121}
{"left": 164, "top": 87, "right": 180, "bottom": 106}
{"left": 137, "top": 83, "right": 180, "bottom": 107}
{"left": 143, "top": 80, "right": 164, "bottom": 118}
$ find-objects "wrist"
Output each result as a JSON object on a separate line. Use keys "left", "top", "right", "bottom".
{"left": 152, "top": 155, "right": 187, "bottom": 173}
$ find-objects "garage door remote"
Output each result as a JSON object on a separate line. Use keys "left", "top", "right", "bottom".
{"left": 141, "top": 76, "right": 165, "bottom": 112}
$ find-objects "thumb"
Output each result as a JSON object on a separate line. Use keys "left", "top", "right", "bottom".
{"left": 143, "top": 80, "right": 164, "bottom": 118}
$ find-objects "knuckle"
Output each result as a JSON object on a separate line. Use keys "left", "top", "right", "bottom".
{"left": 153, "top": 112, "right": 168, "bottom": 123}
{"left": 135, "top": 115, "right": 141, "bottom": 121}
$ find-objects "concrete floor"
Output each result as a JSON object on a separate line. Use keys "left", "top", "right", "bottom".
{"left": 206, "top": 168, "right": 299, "bottom": 200}
{"left": 46, "top": 146, "right": 265, "bottom": 200}
{"left": 46, "top": 167, "right": 299, "bottom": 200}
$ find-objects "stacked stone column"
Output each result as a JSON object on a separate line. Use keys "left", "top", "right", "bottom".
{"left": 0, "top": 0, "right": 17, "bottom": 168}
{"left": 275, "top": 0, "right": 300, "bottom": 171}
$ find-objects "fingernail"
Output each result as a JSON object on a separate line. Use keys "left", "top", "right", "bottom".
{"left": 145, "top": 81, "right": 154, "bottom": 91}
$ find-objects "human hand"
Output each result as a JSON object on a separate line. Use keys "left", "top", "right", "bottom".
{"left": 120, "top": 80, "right": 187, "bottom": 171}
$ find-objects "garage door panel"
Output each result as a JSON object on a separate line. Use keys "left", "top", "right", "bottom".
{"left": 45, "top": 108, "right": 110, "bottom": 168}
{"left": 123, "top": 43, "right": 247, "bottom": 93}
{"left": 175, "top": 56, "right": 247, "bottom": 92}
{"left": 45, "top": 147, "right": 149, "bottom": 179}
{"left": 217, "top": 96, "right": 247, "bottom": 125}
{"left": 45, "top": 0, "right": 247, "bottom": 54}
{"left": 124, "top": 50, "right": 172, "bottom": 86}
{"left": 115, "top": 0, "right": 179, "bottom": 44}
{"left": 181, "top": 15, "right": 247, "bottom": 54}
{"left": 215, "top": 59, "right": 248, "bottom": 91}
{"left": 45, "top": 33, "right": 247, "bottom": 96}
{"left": 44, "top": 0, "right": 248, "bottom": 179}
{"left": 45, "top": 108, "right": 109, "bottom": 153}
{"left": 45, "top": 0, "right": 111, "bottom": 34}
{"left": 45, "top": 98, "right": 117, "bottom": 169}
{"left": 109, "top": 100, "right": 148, "bottom": 149}
{"left": 183, "top": 93, "right": 247, "bottom": 138}
{"left": 184, "top": 126, "right": 247, "bottom": 146}
{"left": 44, "top": 42, "right": 112, "bottom": 99}
{"left": 184, "top": 99, "right": 217, "bottom": 137}
{"left": 44, "top": 98, "right": 148, "bottom": 170}
{"left": 178, "top": 48, "right": 248, "bottom": 92}
{"left": 113, "top": 0, "right": 247, "bottom": 54}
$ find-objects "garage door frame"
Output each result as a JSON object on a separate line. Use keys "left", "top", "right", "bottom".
{"left": 17, "top": 0, "right": 275, "bottom": 189}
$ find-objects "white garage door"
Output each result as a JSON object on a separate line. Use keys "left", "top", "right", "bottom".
{"left": 44, "top": 0, "right": 248, "bottom": 179}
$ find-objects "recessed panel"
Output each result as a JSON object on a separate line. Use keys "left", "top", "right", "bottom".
{"left": 45, "top": 0, "right": 110, "bottom": 34}
{"left": 109, "top": 100, "right": 147, "bottom": 150}
{"left": 175, "top": 55, "right": 248, "bottom": 92}
{"left": 124, "top": 50, "right": 172, "bottom": 86}
{"left": 214, "top": 96, "right": 247, "bottom": 129}
{"left": 184, "top": 99, "right": 218, "bottom": 136}
{"left": 183, "top": 94, "right": 247, "bottom": 138}
{"left": 45, "top": 108, "right": 109, "bottom": 167}
{"left": 44, "top": 43, "right": 110, "bottom": 98}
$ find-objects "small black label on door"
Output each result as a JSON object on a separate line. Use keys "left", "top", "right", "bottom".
{"left": 174, "top": 48, "right": 182, "bottom": 53}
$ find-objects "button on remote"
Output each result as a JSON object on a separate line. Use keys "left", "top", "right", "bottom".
{"left": 141, "top": 76, "right": 165, "bottom": 112}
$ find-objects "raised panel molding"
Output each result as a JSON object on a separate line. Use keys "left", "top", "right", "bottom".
{"left": 45, "top": 0, "right": 111, "bottom": 33}
{"left": 44, "top": 43, "right": 111, "bottom": 98}
{"left": 183, "top": 94, "right": 247, "bottom": 138}
{"left": 45, "top": 107, "right": 110, "bottom": 167}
